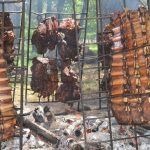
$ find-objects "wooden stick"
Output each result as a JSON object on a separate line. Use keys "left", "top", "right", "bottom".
{"left": 23, "top": 118, "right": 59, "bottom": 144}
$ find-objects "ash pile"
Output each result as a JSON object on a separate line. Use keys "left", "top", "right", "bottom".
{"left": 7, "top": 105, "right": 149, "bottom": 150}
{"left": 1, "top": 128, "right": 54, "bottom": 150}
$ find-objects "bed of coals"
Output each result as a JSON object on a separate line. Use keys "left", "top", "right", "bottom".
{"left": 2, "top": 105, "right": 150, "bottom": 150}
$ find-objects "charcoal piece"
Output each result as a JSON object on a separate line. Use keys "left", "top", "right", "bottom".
{"left": 32, "top": 107, "right": 45, "bottom": 123}
{"left": 31, "top": 57, "right": 58, "bottom": 98}
{"left": 43, "top": 106, "right": 55, "bottom": 121}
{"left": 61, "top": 65, "right": 78, "bottom": 83}
{"left": 55, "top": 83, "right": 80, "bottom": 103}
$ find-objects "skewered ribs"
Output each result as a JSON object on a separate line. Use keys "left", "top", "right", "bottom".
{"left": 0, "top": 12, "right": 16, "bottom": 141}
{"left": 0, "top": 49, "right": 16, "bottom": 141}
{"left": 109, "top": 6, "right": 150, "bottom": 125}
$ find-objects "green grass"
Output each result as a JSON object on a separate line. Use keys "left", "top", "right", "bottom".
{"left": 88, "top": 44, "right": 98, "bottom": 53}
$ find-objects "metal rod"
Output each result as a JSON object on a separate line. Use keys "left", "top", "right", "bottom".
{"left": 97, "top": 0, "right": 113, "bottom": 149}
{"left": 87, "top": 132, "right": 150, "bottom": 144}
{"left": 0, "top": 0, "right": 24, "bottom": 4}
{"left": 96, "top": 0, "right": 102, "bottom": 109}
{"left": 123, "top": 0, "right": 126, "bottom": 8}
{"left": 31, "top": 11, "right": 114, "bottom": 16}
{"left": 148, "top": 0, "right": 150, "bottom": 14}
{"left": 31, "top": 11, "right": 86, "bottom": 15}
{"left": 12, "top": 9, "right": 23, "bottom": 103}
{"left": 134, "top": 125, "right": 139, "bottom": 150}
{"left": 0, "top": 2, "right": 5, "bottom": 148}
{"left": 78, "top": 0, "right": 89, "bottom": 111}
{"left": 72, "top": 0, "right": 87, "bottom": 149}
{"left": 80, "top": 0, "right": 89, "bottom": 79}
{"left": 0, "top": 11, "right": 22, "bottom": 13}
{"left": 22, "top": 1, "right": 150, "bottom": 150}
{"left": 19, "top": 1, "right": 25, "bottom": 149}
{"left": 25, "top": 0, "right": 32, "bottom": 105}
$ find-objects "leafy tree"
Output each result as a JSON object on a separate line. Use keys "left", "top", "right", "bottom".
{"left": 47, "top": 0, "right": 52, "bottom": 12}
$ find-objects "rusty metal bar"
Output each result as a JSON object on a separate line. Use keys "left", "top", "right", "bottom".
{"left": 19, "top": 0, "right": 25, "bottom": 149}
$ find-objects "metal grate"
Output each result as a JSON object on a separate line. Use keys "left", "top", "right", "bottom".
{"left": 25, "top": 0, "right": 89, "bottom": 104}
{"left": 0, "top": 0, "right": 25, "bottom": 149}
{"left": 5, "top": 0, "right": 150, "bottom": 149}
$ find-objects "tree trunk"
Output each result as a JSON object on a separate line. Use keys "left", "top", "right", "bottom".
{"left": 37, "top": 0, "right": 43, "bottom": 13}
{"left": 80, "top": 0, "right": 88, "bottom": 28}
{"left": 47, "top": 0, "right": 52, "bottom": 12}
{"left": 57, "top": 0, "right": 66, "bottom": 19}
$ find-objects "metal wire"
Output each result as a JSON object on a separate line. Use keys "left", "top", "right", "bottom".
{"left": 72, "top": 0, "right": 88, "bottom": 149}
{"left": 24, "top": 0, "right": 150, "bottom": 150}
{"left": 0, "top": 0, "right": 25, "bottom": 149}
{"left": 25, "top": 0, "right": 32, "bottom": 105}
{"left": 25, "top": 1, "right": 89, "bottom": 104}
{"left": 19, "top": 1, "right": 25, "bottom": 149}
